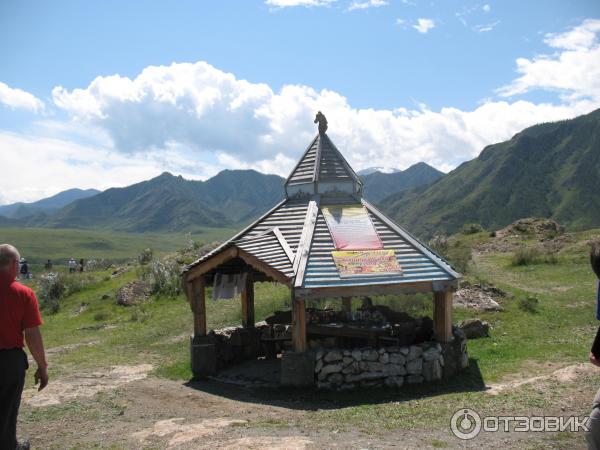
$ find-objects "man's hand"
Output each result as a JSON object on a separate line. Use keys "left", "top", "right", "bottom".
{"left": 34, "top": 366, "right": 48, "bottom": 391}
{"left": 590, "top": 352, "right": 600, "bottom": 367}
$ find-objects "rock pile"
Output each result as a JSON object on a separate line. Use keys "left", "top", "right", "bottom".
{"left": 115, "top": 281, "right": 151, "bottom": 306}
{"left": 314, "top": 343, "right": 444, "bottom": 390}
{"left": 454, "top": 281, "right": 507, "bottom": 312}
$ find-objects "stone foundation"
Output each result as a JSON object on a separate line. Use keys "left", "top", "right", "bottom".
{"left": 314, "top": 327, "right": 468, "bottom": 390}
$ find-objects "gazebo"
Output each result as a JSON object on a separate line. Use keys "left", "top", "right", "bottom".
{"left": 182, "top": 113, "right": 462, "bottom": 387}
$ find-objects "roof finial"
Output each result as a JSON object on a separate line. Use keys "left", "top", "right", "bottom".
{"left": 314, "top": 111, "right": 328, "bottom": 134}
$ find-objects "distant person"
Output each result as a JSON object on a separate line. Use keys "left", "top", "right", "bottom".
{"left": 587, "top": 241, "right": 600, "bottom": 449}
{"left": 68, "top": 258, "right": 76, "bottom": 274}
{"left": 0, "top": 244, "right": 48, "bottom": 450}
{"left": 79, "top": 258, "right": 85, "bottom": 273}
{"left": 19, "top": 259, "right": 28, "bottom": 280}
{"left": 44, "top": 259, "right": 52, "bottom": 271}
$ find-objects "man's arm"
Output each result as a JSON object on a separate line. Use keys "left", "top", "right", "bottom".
{"left": 24, "top": 326, "right": 49, "bottom": 391}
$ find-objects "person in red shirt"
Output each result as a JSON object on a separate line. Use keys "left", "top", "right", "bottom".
{"left": 0, "top": 244, "right": 48, "bottom": 450}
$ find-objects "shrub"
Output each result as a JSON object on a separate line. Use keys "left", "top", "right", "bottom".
{"left": 428, "top": 235, "right": 471, "bottom": 274}
{"left": 38, "top": 272, "right": 100, "bottom": 314}
{"left": 150, "top": 259, "right": 182, "bottom": 297}
{"left": 429, "top": 235, "right": 449, "bottom": 256}
{"left": 511, "top": 248, "right": 559, "bottom": 266}
{"left": 518, "top": 296, "right": 539, "bottom": 313}
{"left": 138, "top": 248, "right": 153, "bottom": 265}
{"left": 461, "top": 223, "right": 484, "bottom": 234}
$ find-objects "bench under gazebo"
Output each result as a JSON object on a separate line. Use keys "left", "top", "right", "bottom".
{"left": 182, "top": 113, "right": 466, "bottom": 389}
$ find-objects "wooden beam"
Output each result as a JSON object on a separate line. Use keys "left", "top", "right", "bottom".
{"left": 342, "top": 297, "right": 352, "bottom": 314}
{"left": 295, "top": 280, "right": 458, "bottom": 300}
{"left": 433, "top": 290, "right": 453, "bottom": 343}
{"left": 241, "top": 272, "right": 255, "bottom": 328}
{"left": 291, "top": 289, "right": 307, "bottom": 352}
{"left": 293, "top": 200, "right": 319, "bottom": 288}
{"left": 237, "top": 248, "right": 290, "bottom": 285}
{"left": 192, "top": 277, "right": 207, "bottom": 337}
{"left": 186, "top": 246, "right": 239, "bottom": 282}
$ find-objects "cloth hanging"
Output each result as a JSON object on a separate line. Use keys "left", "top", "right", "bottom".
{"left": 212, "top": 273, "right": 247, "bottom": 300}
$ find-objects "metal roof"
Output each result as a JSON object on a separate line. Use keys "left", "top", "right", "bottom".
{"left": 184, "top": 131, "right": 460, "bottom": 293}
{"left": 285, "top": 133, "right": 362, "bottom": 189}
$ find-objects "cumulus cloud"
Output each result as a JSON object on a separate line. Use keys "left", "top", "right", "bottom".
{"left": 265, "top": 0, "right": 336, "bottom": 8}
{"left": 498, "top": 19, "right": 600, "bottom": 101}
{"left": 347, "top": 0, "right": 388, "bottom": 11}
{"left": 413, "top": 18, "right": 435, "bottom": 33}
{"left": 0, "top": 81, "right": 44, "bottom": 113}
{"left": 2, "top": 19, "right": 600, "bottom": 204}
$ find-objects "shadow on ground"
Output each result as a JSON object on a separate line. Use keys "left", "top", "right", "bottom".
{"left": 184, "top": 357, "right": 486, "bottom": 411}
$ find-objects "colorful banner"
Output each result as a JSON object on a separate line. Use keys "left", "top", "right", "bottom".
{"left": 332, "top": 250, "right": 402, "bottom": 278}
{"left": 321, "top": 205, "right": 383, "bottom": 250}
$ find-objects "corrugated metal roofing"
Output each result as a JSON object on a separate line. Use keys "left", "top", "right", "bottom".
{"left": 300, "top": 202, "right": 455, "bottom": 289}
{"left": 285, "top": 133, "right": 362, "bottom": 187}
{"left": 185, "top": 200, "right": 309, "bottom": 276}
{"left": 184, "top": 130, "right": 459, "bottom": 293}
{"left": 286, "top": 136, "right": 319, "bottom": 185}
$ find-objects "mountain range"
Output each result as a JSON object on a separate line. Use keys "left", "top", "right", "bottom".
{"left": 381, "top": 108, "right": 600, "bottom": 237}
{"left": 1, "top": 108, "right": 599, "bottom": 235}
{"left": 0, "top": 188, "right": 100, "bottom": 219}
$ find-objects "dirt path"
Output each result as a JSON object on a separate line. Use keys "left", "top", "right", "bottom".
{"left": 18, "top": 361, "right": 595, "bottom": 449}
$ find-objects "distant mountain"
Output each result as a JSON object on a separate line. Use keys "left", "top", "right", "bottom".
{"left": 362, "top": 163, "right": 444, "bottom": 202}
{"left": 45, "top": 170, "right": 284, "bottom": 232}
{"left": 357, "top": 167, "right": 401, "bottom": 176}
{"left": 0, "top": 188, "right": 100, "bottom": 219}
{"left": 380, "top": 108, "right": 600, "bottom": 237}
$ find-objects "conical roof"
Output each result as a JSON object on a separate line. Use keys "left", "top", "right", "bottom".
{"left": 184, "top": 117, "right": 460, "bottom": 298}
{"left": 285, "top": 133, "right": 362, "bottom": 199}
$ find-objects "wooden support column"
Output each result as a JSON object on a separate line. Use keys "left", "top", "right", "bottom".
{"left": 291, "top": 289, "right": 307, "bottom": 352}
{"left": 433, "top": 290, "right": 453, "bottom": 343}
{"left": 241, "top": 272, "right": 255, "bottom": 328}
{"left": 342, "top": 297, "right": 352, "bottom": 314}
{"left": 192, "top": 277, "right": 207, "bottom": 337}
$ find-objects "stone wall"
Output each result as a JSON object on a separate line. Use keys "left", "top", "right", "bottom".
{"left": 314, "top": 327, "right": 468, "bottom": 390}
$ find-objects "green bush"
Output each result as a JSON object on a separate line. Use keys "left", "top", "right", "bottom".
{"left": 518, "top": 296, "right": 539, "bottom": 313}
{"left": 38, "top": 272, "right": 99, "bottom": 314}
{"left": 150, "top": 259, "right": 182, "bottom": 297}
{"left": 138, "top": 248, "right": 153, "bottom": 265}
{"left": 428, "top": 235, "right": 471, "bottom": 274}
{"left": 461, "top": 223, "right": 484, "bottom": 234}
{"left": 511, "top": 248, "right": 558, "bottom": 266}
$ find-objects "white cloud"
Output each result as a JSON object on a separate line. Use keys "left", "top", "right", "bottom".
{"left": 474, "top": 20, "right": 499, "bottom": 33}
{"left": 347, "top": 0, "right": 387, "bottom": 11}
{"left": 2, "top": 20, "right": 600, "bottom": 204}
{"left": 498, "top": 19, "right": 600, "bottom": 101}
{"left": 265, "top": 0, "right": 335, "bottom": 8}
{"left": 0, "top": 81, "right": 44, "bottom": 113}
{"left": 482, "top": 4, "right": 491, "bottom": 13}
{"left": 413, "top": 18, "right": 435, "bottom": 33}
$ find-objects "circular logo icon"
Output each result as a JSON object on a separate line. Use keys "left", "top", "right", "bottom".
{"left": 451, "top": 408, "right": 482, "bottom": 440}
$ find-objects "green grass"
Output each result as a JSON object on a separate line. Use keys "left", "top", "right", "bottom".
{"left": 0, "top": 226, "right": 235, "bottom": 265}
{"left": 17, "top": 225, "right": 600, "bottom": 448}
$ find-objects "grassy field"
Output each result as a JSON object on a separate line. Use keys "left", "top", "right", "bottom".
{"left": 14, "top": 226, "right": 600, "bottom": 449}
{"left": 0, "top": 226, "right": 235, "bottom": 265}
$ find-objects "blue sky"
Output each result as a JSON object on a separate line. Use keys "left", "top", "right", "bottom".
{"left": 0, "top": 0, "right": 599, "bottom": 204}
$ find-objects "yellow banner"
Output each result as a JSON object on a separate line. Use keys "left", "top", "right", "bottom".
{"left": 331, "top": 249, "right": 402, "bottom": 278}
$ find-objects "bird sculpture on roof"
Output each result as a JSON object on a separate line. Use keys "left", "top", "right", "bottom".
{"left": 314, "top": 111, "right": 328, "bottom": 134}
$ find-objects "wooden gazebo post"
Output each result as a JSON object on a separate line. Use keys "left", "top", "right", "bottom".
{"left": 433, "top": 290, "right": 453, "bottom": 343}
{"left": 241, "top": 271, "right": 255, "bottom": 328}
{"left": 281, "top": 285, "right": 313, "bottom": 386}
{"left": 191, "top": 276, "right": 207, "bottom": 337}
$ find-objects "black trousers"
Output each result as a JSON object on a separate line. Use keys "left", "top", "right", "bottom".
{"left": 0, "top": 349, "right": 28, "bottom": 450}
